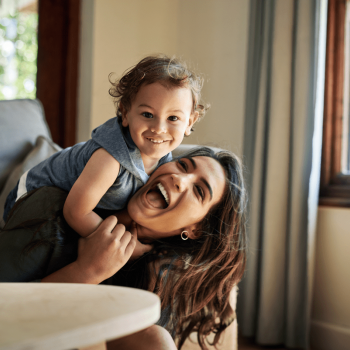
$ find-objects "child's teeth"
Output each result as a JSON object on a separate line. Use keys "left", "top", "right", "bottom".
{"left": 149, "top": 138, "right": 166, "bottom": 143}
{"left": 157, "top": 183, "right": 169, "bottom": 205}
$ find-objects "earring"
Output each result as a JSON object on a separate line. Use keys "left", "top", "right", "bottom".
{"left": 181, "top": 231, "right": 189, "bottom": 240}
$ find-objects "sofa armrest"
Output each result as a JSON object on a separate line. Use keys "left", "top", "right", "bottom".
{"left": 0, "top": 99, "right": 51, "bottom": 192}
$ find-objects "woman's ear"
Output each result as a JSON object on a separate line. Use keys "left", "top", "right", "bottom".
{"left": 185, "top": 111, "right": 199, "bottom": 136}
{"left": 183, "top": 223, "right": 201, "bottom": 240}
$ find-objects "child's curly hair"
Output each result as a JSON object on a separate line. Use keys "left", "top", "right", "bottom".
{"left": 109, "top": 54, "right": 209, "bottom": 129}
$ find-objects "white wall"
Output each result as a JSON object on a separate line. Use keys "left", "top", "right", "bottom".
{"left": 78, "top": 3, "right": 350, "bottom": 349}
{"left": 311, "top": 206, "right": 350, "bottom": 350}
{"left": 77, "top": 0, "right": 249, "bottom": 156}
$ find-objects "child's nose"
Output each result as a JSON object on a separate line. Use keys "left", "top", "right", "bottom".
{"left": 171, "top": 173, "right": 194, "bottom": 192}
{"left": 150, "top": 120, "right": 167, "bottom": 134}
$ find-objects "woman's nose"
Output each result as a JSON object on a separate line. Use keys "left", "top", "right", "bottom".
{"left": 150, "top": 119, "right": 167, "bottom": 134}
{"left": 171, "top": 173, "right": 193, "bottom": 192}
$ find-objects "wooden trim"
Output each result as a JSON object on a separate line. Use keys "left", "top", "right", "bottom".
{"left": 320, "top": 0, "right": 349, "bottom": 206}
{"left": 36, "top": 0, "right": 81, "bottom": 148}
{"left": 319, "top": 184, "right": 350, "bottom": 206}
{"left": 321, "top": 0, "right": 336, "bottom": 188}
{"left": 332, "top": 0, "right": 346, "bottom": 178}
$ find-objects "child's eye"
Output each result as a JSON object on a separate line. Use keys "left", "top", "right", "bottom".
{"left": 177, "top": 159, "right": 188, "bottom": 172}
{"left": 142, "top": 112, "right": 153, "bottom": 119}
{"left": 168, "top": 116, "right": 179, "bottom": 121}
{"left": 195, "top": 185, "right": 205, "bottom": 201}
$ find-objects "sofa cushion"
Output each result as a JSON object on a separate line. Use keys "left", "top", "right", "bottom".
{"left": 0, "top": 136, "right": 61, "bottom": 228}
{"left": 0, "top": 99, "right": 52, "bottom": 193}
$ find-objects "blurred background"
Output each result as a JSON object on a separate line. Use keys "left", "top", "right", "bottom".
{"left": 1, "top": 1, "right": 349, "bottom": 350}
{"left": 0, "top": 0, "right": 37, "bottom": 100}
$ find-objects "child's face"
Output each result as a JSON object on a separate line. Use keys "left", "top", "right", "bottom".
{"left": 121, "top": 82, "right": 198, "bottom": 163}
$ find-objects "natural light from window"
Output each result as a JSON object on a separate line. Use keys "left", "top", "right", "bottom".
{"left": 0, "top": 0, "right": 38, "bottom": 100}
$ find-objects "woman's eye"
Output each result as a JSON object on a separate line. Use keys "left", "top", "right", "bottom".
{"left": 177, "top": 159, "right": 188, "bottom": 171}
{"left": 168, "top": 116, "right": 178, "bottom": 121}
{"left": 142, "top": 112, "right": 153, "bottom": 119}
{"left": 195, "top": 185, "right": 205, "bottom": 201}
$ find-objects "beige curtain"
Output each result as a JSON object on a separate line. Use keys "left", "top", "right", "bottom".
{"left": 237, "top": 0, "right": 328, "bottom": 348}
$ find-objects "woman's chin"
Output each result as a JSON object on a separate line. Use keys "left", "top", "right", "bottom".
{"left": 136, "top": 223, "right": 176, "bottom": 242}
{"left": 139, "top": 238, "right": 153, "bottom": 244}
{"left": 135, "top": 224, "right": 155, "bottom": 242}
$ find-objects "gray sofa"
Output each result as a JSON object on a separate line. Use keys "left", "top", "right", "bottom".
{"left": 0, "top": 98, "right": 237, "bottom": 349}
{"left": 0, "top": 99, "right": 62, "bottom": 228}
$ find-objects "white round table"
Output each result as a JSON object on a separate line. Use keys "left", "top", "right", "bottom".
{"left": 0, "top": 283, "right": 160, "bottom": 350}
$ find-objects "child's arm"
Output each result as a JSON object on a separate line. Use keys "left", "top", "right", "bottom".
{"left": 63, "top": 148, "right": 120, "bottom": 237}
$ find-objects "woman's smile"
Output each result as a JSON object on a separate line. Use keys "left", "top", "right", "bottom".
{"left": 127, "top": 155, "right": 226, "bottom": 239}
{"left": 143, "top": 181, "right": 170, "bottom": 209}
{"left": 144, "top": 182, "right": 169, "bottom": 209}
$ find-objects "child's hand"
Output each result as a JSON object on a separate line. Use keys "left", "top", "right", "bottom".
{"left": 75, "top": 216, "right": 136, "bottom": 283}
{"left": 129, "top": 222, "right": 154, "bottom": 260}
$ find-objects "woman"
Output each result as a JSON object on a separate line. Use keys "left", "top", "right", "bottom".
{"left": 0, "top": 147, "right": 247, "bottom": 350}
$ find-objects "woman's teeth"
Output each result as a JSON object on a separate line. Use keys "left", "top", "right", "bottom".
{"left": 157, "top": 183, "right": 169, "bottom": 205}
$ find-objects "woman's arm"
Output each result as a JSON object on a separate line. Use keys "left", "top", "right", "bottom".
{"left": 0, "top": 186, "right": 151, "bottom": 283}
{"left": 63, "top": 148, "right": 121, "bottom": 237}
{"left": 0, "top": 187, "right": 75, "bottom": 282}
{"left": 42, "top": 216, "right": 136, "bottom": 284}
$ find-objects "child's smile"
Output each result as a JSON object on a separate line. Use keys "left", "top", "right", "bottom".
{"left": 146, "top": 138, "right": 170, "bottom": 144}
{"left": 121, "top": 82, "right": 198, "bottom": 174}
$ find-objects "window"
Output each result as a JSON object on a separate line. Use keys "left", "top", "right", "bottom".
{"left": 0, "top": 0, "right": 80, "bottom": 148}
{"left": 0, "top": 0, "right": 38, "bottom": 100}
{"left": 320, "top": 0, "right": 350, "bottom": 206}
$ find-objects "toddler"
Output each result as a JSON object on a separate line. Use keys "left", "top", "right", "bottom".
{"left": 3, "top": 55, "right": 208, "bottom": 237}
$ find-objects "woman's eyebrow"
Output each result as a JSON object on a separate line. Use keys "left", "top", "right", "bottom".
{"left": 188, "top": 157, "right": 213, "bottom": 200}
{"left": 202, "top": 178, "right": 213, "bottom": 201}
{"left": 188, "top": 157, "right": 196, "bottom": 169}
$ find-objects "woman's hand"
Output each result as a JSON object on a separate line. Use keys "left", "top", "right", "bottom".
{"left": 75, "top": 216, "right": 137, "bottom": 283}
{"left": 129, "top": 222, "right": 153, "bottom": 260}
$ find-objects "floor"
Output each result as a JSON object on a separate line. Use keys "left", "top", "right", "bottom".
{"left": 239, "top": 336, "right": 289, "bottom": 350}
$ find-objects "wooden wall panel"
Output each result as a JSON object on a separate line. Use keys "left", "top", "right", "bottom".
{"left": 36, "top": 0, "right": 81, "bottom": 148}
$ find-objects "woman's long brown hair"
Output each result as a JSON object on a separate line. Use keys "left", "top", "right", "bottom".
{"left": 140, "top": 147, "right": 247, "bottom": 349}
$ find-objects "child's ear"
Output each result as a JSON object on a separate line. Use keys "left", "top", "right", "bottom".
{"left": 185, "top": 111, "right": 199, "bottom": 136}
{"left": 120, "top": 104, "right": 129, "bottom": 127}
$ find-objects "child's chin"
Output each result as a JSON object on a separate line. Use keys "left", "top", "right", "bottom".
{"left": 144, "top": 149, "right": 171, "bottom": 158}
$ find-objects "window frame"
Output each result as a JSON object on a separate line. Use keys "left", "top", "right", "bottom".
{"left": 36, "top": 0, "right": 81, "bottom": 148}
{"left": 320, "top": 0, "right": 350, "bottom": 207}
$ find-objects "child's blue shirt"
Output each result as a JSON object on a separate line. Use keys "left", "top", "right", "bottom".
{"left": 3, "top": 117, "right": 172, "bottom": 220}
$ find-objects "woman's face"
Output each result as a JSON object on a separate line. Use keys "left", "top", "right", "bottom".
{"left": 127, "top": 155, "right": 226, "bottom": 240}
